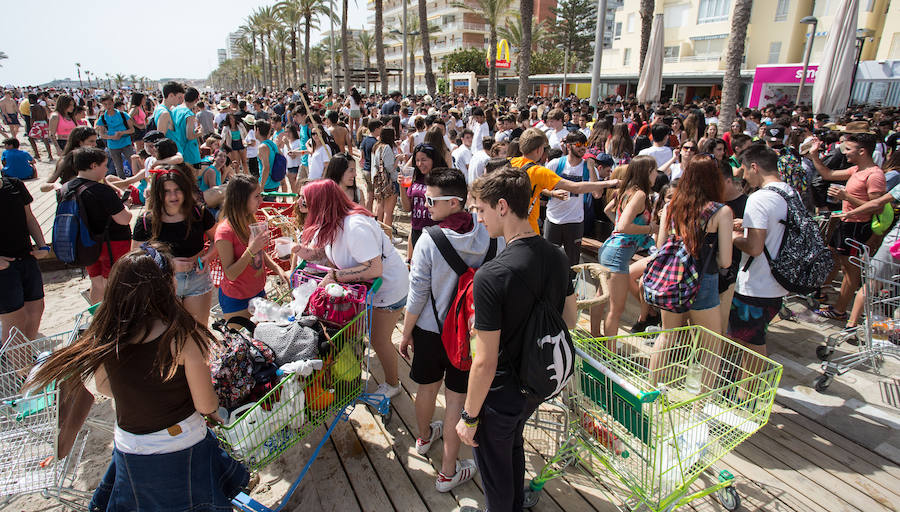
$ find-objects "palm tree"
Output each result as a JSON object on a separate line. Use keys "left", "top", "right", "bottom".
{"left": 454, "top": 0, "right": 514, "bottom": 99}
{"left": 139, "top": 76, "right": 147, "bottom": 90}
{"left": 499, "top": 13, "right": 548, "bottom": 54}
{"left": 374, "top": 0, "right": 387, "bottom": 94}
{"left": 84, "top": 70, "right": 92, "bottom": 88}
{"left": 129, "top": 74, "right": 137, "bottom": 88}
{"left": 516, "top": 1, "right": 534, "bottom": 107}
{"left": 76, "top": 63, "right": 83, "bottom": 87}
{"left": 390, "top": 15, "right": 438, "bottom": 95}
{"left": 418, "top": 0, "right": 436, "bottom": 95}
{"left": 719, "top": 0, "right": 752, "bottom": 130}
{"left": 276, "top": 0, "right": 304, "bottom": 84}
{"left": 356, "top": 30, "right": 375, "bottom": 94}
{"left": 310, "top": 46, "right": 329, "bottom": 90}
{"left": 238, "top": 22, "right": 259, "bottom": 88}
{"left": 104, "top": 73, "right": 111, "bottom": 89}
{"left": 300, "top": 0, "right": 330, "bottom": 87}
{"left": 638, "top": 0, "right": 654, "bottom": 72}
{"left": 257, "top": 6, "right": 280, "bottom": 88}
{"left": 341, "top": 0, "right": 352, "bottom": 93}
{"left": 114, "top": 74, "right": 126, "bottom": 89}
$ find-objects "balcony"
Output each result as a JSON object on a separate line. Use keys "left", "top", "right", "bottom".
{"left": 664, "top": 54, "right": 722, "bottom": 63}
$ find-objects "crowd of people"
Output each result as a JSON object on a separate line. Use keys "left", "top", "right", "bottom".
{"left": 3, "top": 82, "right": 900, "bottom": 512}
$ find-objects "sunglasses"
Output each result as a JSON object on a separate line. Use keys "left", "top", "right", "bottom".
{"left": 681, "top": 145, "right": 696, "bottom": 151}
{"left": 425, "top": 195, "right": 464, "bottom": 207}
{"left": 566, "top": 141, "right": 586, "bottom": 147}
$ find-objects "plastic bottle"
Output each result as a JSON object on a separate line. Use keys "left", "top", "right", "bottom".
{"left": 249, "top": 298, "right": 294, "bottom": 324}
{"left": 684, "top": 358, "right": 702, "bottom": 394}
{"left": 291, "top": 280, "right": 317, "bottom": 317}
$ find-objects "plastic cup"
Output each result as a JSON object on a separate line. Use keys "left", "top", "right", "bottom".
{"left": 399, "top": 166, "right": 414, "bottom": 188}
{"left": 275, "top": 237, "right": 293, "bottom": 259}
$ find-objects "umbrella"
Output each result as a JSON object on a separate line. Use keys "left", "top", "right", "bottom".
{"left": 812, "top": 0, "right": 858, "bottom": 118}
{"left": 636, "top": 13, "right": 665, "bottom": 104}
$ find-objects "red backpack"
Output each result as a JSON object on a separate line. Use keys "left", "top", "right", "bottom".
{"left": 426, "top": 226, "right": 497, "bottom": 370}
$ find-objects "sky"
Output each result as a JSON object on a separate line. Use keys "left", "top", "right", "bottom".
{"left": 0, "top": 0, "right": 370, "bottom": 86}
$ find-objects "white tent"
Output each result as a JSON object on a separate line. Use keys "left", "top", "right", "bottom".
{"left": 636, "top": 14, "right": 664, "bottom": 104}
{"left": 812, "top": 0, "right": 858, "bottom": 118}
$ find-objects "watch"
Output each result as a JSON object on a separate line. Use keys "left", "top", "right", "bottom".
{"left": 460, "top": 409, "right": 479, "bottom": 425}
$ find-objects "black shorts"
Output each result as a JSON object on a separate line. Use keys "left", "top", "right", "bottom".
{"left": 830, "top": 220, "right": 872, "bottom": 256}
{"left": 0, "top": 256, "right": 44, "bottom": 314}
{"left": 727, "top": 293, "right": 782, "bottom": 347}
{"left": 409, "top": 326, "right": 470, "bottom": 393}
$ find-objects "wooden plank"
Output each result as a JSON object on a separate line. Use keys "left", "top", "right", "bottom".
{"left": 713, "top": 456, "right": 809, "bottom": 512}
{"left": 329, "top": 415, "right": 397, "bottom": 512}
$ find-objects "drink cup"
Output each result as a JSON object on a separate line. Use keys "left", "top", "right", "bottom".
{"left": 275, "top": 237, "right": 293, "bottom": 260}
{"left": 400, "top": 166, "right": 414, "bottom": 188}
{"left": 250, "top": 222, "right": 269, "bottom": 241}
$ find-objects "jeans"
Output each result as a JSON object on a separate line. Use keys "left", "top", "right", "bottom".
{"left": 175, "top": 268, "right": 214, "bottom": 298}
{"left": 108, "top": 145, "right": 136, "bottom": 179}
{"left": 472, "top": 385, "right": 541, "bottom": 512}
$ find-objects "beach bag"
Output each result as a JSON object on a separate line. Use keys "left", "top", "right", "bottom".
{"left": 643, "top": 203, "right": 721, "bottom": 313}
{"left": 426, "top": 226, "right": 497, "bottom": 371}
{"left": 743, "top": 185, "right": 833, "bottom": 295}
{"left": 307, "top": 284, "right": 367, "bottom": 327}
{"left": 262, "top": 139, "right": 287, "bottom": 182}
{"left": 372, "top": 145, "right": 394, "bottom": 199}
{"left": 52, "top": 180, "right": 110, "bottom": 266}
{"left": 210, "top": 321, "right": 277, "bottom": 409}
{"left": 871, "top": 203, "right": 896, "bottom": 236}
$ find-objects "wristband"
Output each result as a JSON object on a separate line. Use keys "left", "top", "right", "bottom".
{"left": 39, "top": 245, "right": 51, "bottom": 252}
{"left": 461, "top": 409, "right": 479, "bottom": 427}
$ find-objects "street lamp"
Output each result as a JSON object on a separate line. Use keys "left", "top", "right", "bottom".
{"left": 796, "top": 16, "right": 817, "bottom": 107}
{"left": 390, "top": 25, "right": 420, "bottom": 95}
{"left": 848, "top": 28, "right": 875, "bottom": 108}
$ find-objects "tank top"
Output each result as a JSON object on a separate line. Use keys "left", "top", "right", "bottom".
{"left": 133, "top": 107, "right": 147, "bottom": 127}
{"left": 231, "top": 129, "right": 241, "bottom": 140}
{"left": 57, "top": 115, "right": 76, "bottom": 139}
{"left": 104, "top": 334, "right": 196, "bottom": 435}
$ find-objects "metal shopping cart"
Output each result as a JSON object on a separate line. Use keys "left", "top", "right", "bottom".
{"left": 524, "top": 326, "right": 783, "bottom": 511}
{"left": 215, "top": 263, "right": 390, "bottom": 512}
{"left": 0, "top": 328, "right": 94, "bottom": 510}
{"left": 814, "top": 241, "right": 900, "bottom": 392}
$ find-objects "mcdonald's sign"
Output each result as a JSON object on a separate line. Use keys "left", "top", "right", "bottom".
{"left": 485, "top": 39, "right": 512, "bottom": 69}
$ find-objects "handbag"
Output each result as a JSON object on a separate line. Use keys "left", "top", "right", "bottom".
{"left": 372, "top": 146, "right": 395, "bottom": 200}
{"left": 307, "top": 284, "right": 367, "bottom": 327}
{"left": 210, "top": 321, "right": 278, "bottom": 409}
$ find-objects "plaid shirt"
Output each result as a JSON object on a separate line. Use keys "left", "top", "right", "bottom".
{"left": 777, "top": 147, "right": 808, "bottom": 197}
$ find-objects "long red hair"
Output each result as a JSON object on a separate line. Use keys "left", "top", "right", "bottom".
{"left": 667, "top": 154, "right": 723, "bottom": 256}
{"left": 301, "top": 179, "right": 373, "bottom": 247}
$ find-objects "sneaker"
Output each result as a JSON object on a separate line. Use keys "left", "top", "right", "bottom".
{"left": 373, "top": 381, "right": 401, "bottom": 399}
{"left": 435, "top": 459, "right": 477, "bottom": 492}
{"left": 416, "top": 420, "right": 443, "bottom": 455}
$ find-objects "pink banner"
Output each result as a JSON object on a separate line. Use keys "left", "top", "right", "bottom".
{"left": 749, "top": 64, "right": 819, "bottom": 108}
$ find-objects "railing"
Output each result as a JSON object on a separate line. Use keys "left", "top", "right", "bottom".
{"left": 664, "top": 54, "right": 721, "bottom": 63}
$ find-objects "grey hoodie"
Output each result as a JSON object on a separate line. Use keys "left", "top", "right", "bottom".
{"left": 407, "top": 223, "right": 505, "bottom": 333}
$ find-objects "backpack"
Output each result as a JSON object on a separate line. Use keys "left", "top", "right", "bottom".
{"left": 554, "top": 157, "right": 592, "bottom": 207}
{"left": 52, "top": 180, "right": 111, "bottom": 267}
{"left": 209, "top": 320, "right": 278, "bottom": 409}
{"left": 495, "top": 249, "right": 575, "bottom": 402}
{"left": 743, "top": 185, "right": 833, "bottom": 294}
{"left": 426, "top": 226, "right": 497, "bottom": 371}
{"left": 642, "top": 203, "right": 722, "bottom": 313}
{"left": 261, "top": 139, "right": 287, "bottom": 182}
{"left": 98, "top": 110, "right": 129, "bottom": 131}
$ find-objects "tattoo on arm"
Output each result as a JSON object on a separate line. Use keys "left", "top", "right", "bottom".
{"left": 335, "top": 260, "right": 372, "bottom": 281}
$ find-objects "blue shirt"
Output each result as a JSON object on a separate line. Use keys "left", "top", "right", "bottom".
{"left": 172, "top": 105, "right": 201, "bottom": 165}
{"left": 152, "top": 104, "right": 177, "bottom": 141}
{"left": 260, "top": 140, "right": 280, "bottom": 191}
{"left": 1, "top": 148, "right": 34, "bottom": 179}
{"left": 298, "top": 124, "right": 310, "bottom": 166}
{"left": 100, "top": 110, "right": 133, "bottom": 150}
{"left": 198, "top": 165, "right": 222, "bottom": 192}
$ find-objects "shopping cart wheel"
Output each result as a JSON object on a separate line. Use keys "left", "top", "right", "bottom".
{"left": 813, "top": 373, "right": 833, "bottom": 392}
{"left": 815, "top": 345, "right": 834, "bottom": 361}
{"left": 381, "top": 406, "right": 392, "bottom": 424}
{"left": 717, "top": 486, "right": 741, "bottom": 511}
{"left": 523, "top": 487, "right": 541, "bottom": 508}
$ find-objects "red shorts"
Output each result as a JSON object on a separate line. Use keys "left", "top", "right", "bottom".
{"left": 86, "top": 240, "right": 132, "bottom": 278}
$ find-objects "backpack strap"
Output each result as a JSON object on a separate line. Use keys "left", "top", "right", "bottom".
{"left": 554, "top": 157, "right": 565, "bottom": 176}
{"left": 740, "top": 185, "right": 790, "bottom": 272}
{"left": 520, "top": 161, "right": 541, "bottom": 215}
{"left": 72, "top": 180, "right": 114, "bottom": 264}
{"left": 426, "top": 225, "right": 468, "bottom": 276}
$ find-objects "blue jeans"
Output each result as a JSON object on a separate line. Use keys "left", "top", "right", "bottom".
{"left": 175, "top": 268, "right": 213, "bottom": 298}
{"left": 691, "top": 272, "right": 721, "bottom": 311}
{"left": 89, "top": 430, "right": 249, "bottom": 511}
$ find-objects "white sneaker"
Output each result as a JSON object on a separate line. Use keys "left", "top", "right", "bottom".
{"left": 416, "top": 420, "right": 443, "bottom": 455}
{"left": 435, "top": 459, "right": 477, "bottom": 492}
{"left": 373, "top": 381, "right": 401, "bottom": 399}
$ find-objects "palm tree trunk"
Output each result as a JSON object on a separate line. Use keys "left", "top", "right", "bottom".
{"left": 342, "top": 0, "right": 351, "bottom": 93}
{"left": 719, "top": 0, "right": 752, "bottom": 130}
{"left": 291, "top": 31, "right": 299, "bottom": 83}
{"left": 418, "top": 0, "right": 436, "bottom": 96}
{"left": 365, "top": 55, "right": 371, "bottom": 94}
{"left": 517, "top": 0, "right": 534, "bottom": 107}
{"left": 281, "top": 46, "right": 287, "bottom": 89}
{"left": 563, "top": 45, "right": 569, "bottom": 97}
{"left": 638, "top": 0, "right": 654, "bottom": 72}
{"left": 488, "top": 27, "right": 498, "bottom": 99}
{"left": 409, "top": 44, "right": 415, "bottom": 95}
{"left": 375, "top": 0, "right": 387, "bottom": 94}
{"left": 304, "top": 17, "right": 313, "bottom": 87}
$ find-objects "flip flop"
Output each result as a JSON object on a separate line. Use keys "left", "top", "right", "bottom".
{"left": 815, "top": 306, "right": 848, "bottom": 320}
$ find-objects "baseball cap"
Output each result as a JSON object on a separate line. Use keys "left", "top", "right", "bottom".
{"left": 584, "top": 150, "right": 615, "bottom": 167}
{"left": 766, "top": 125, "right": 786, "bottom": 142}
{"left": 142, "top": 130, "right": 165, "bottom": 143}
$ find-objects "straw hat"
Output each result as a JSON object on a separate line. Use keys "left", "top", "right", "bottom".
{"left": 242, "top": 114, "right": 257, "bottom": 125}
{"left": 842, "top": 120, "right": 874, "bottom": 134}
{"left": 217, "top": 100, "right": 231, "bottom": 110}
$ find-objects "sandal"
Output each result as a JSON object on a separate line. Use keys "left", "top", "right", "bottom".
{"left": 815, "top": 306, "right": 848, "bottom": 320}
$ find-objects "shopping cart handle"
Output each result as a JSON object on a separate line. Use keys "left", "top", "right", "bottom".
{"left": 576, "top": 347, "right": 660, "bottom": 404}
{"left": 297, "top": 261, "right": 382, "bottom": 294}
{"left": 261, "top": 192, "right": 299, "bottom": 198}
{"left": 370, "top": 278, "right": 382, "bottom": 294}
{"left": 86, "top": 303, "right": 101, "bottom": 315}
{"left": 231, "top": 492, "right": 269, "bottom": 512}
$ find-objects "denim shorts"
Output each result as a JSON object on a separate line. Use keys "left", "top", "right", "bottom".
{"left": 379, "top": 295, "right": 407, "bottom": 311}
{"left": 691, "top": 272, "right": 721, "bottom": 311}
{"left": 175, "top": 268, "right": 214, "bottom": 298}
{"left": 218, "top": 289, "right": 266, "bottom": 314}
{"left": 599, "top": 241, "right": 639, "bottom": 274}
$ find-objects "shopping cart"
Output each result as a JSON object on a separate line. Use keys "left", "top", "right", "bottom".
{"left": 778, "top": 212, "right": 837, "bottom": 320}
{"left": 215, "top": 263, "right": 390, "bottom": 512}
{"left": 814, "top": 241, "right": 900, "bottom": 392}
{"left": 0, "top": 329, "right": 94, "bottom": 510}
{"left": 525, "top": 326, "right": 782, "bottom": 511}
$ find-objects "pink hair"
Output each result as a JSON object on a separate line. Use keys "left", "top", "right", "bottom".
{"left": 301, "top": 179, "right": 373, "bottom": 247}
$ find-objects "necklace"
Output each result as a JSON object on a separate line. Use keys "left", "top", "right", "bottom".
{"left": 506, "top": 229, "right": 535, "bottom": 244}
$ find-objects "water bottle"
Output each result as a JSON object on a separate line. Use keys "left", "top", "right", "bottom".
{"left": 249, "top": 298, "right": 294, "bottom": 324}
{"left": 684, "top": 359, "right": 702, "bottom": 394}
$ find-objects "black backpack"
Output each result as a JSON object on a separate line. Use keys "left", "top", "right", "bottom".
{"left": 496, "top": 248, "right": 575, "bottom": 401}
{"left": 743, "top": 185, "right": 833, "bottom": 294}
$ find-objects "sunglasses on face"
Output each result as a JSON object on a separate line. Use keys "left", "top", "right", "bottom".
{"left": 566, "top": 141, "right": 586, "bottom": 147}
{"left": 681, "top": 145, "right": 696, "bottom": 151}
{"left": 425, "top": 195, "right": 463, "bottom": 207}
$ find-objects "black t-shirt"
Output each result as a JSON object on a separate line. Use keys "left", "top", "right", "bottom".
{"left": 381, "top": 100, "right": 398, "bottom": 116}
{"left": 67, "top": 177, "right": 131, "bottom": 241}
{"left": 133, "top": 207, "right": 216, "bottom": 258}
{"left": 510, "top": 127, "right": 524, "bottom": 140}
{"left": 360, "top": 136, "right": 377, "bottom": 172}
{"left": 720, "top": 193, "right": 748, "bottom": 291}
{"left": 473, "top": 236, "right": 575, "bottom": 389}
{"left": 0, "top": 177, "right": 34, "bottom": 258}
{"left": 811, "top": 151, "right": 849, "bottom": 208}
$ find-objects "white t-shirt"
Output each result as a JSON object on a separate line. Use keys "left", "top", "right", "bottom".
{"left": 284, "top": 139, "right": 303, "bottom": 168}
{"left": 545, "top": 157, "right": 585, "bottom": 224}
{"left": 467, "top": 150, "right": 490, "bottom": 185}
{"left": 638, "top": 145, "right": 674, "bottom": 169}
{"left": 735, "top": 181, "right": 793, "bottom": 298}
{"left": 548, "top": 128, "right": 568, "bottom": 150}
{"left": 245, "top": 129, "right": 259, "bottom": 158}
{"left": 325, "top": 214, "right": 409, "bottom": 308}
{"left": 307, "top": 146, "right": 331, "bottom": 180}
{"left": 452, "top": 145, "right": 472, "bottom": 173}
{"left": 669, "top": 162, "right": 684, "bottom": 181}
{"left": 471, "top": 122, "right": 490, "bottom": 152}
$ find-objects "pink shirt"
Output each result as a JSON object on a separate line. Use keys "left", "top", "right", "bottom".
{"left": 843, "top": 165, "right": 886, "bottom": 222}
{"left": 215, "top": 220, "right": 266, "bottom": 299}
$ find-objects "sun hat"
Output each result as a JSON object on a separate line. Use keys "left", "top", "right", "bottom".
{"left": 217, "top": 100, "right": 230, "bottom": 110}
{"left": 842, "top": 120, "right": 874, "bottom": 134}
{"left": 242, "top": 114, "right": 257, "bottom": 125}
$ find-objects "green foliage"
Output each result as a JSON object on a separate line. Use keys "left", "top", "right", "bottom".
{"left": 530, "top": 49, "right": 566, "bottom": 75}
{"left": 437, "top": 77, "right": 449, "bottom": 94}
{"left": 548, "top": 0, "right": 597, "bottom": 71}
{"left": 440, "top": 48, "right": 489, "bottom": 75}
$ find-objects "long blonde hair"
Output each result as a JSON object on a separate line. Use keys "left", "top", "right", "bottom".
{"left": 222, "top": 174, "right": 259, "bottom": 242}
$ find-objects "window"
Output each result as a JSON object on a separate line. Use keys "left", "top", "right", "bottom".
{"left": 775, "top": 0, "right": 789, "bottom": 21}
{"left": 664, "top": 4, "right": 690, "bottom": 28}
{"left": 627, "top": 13, "right": 636, "bottom": 33}
{"left": 615, "top": 22, "right": 622, "bottom": 40}
{"left": 813, "top": 0, "right": 833, "bottom": 16}
{"left": 768, "top": 41, "right": 782, "bottom": 63}
{"left": 697, "top": 0, "right": 731, "bottom": 23}
{"left": 664, "top": 46, "right": 680, "bottom": 59}
{"left": 624, "top": 48, "right": 632, "bottom": 66}
{"left": 691, "top": 34, "right": 727, "bottom": 58}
